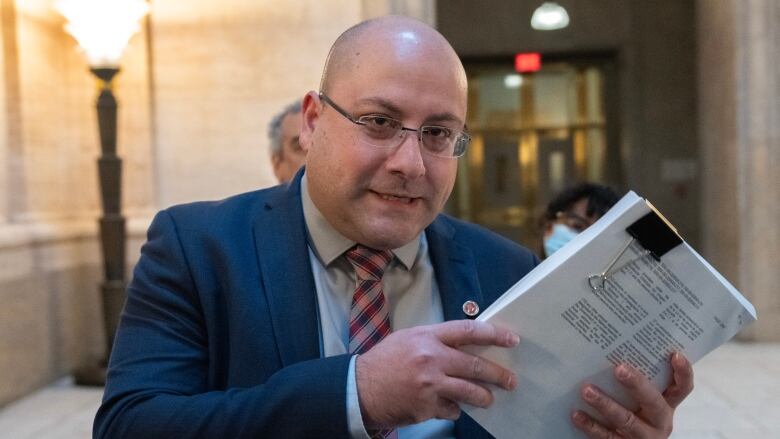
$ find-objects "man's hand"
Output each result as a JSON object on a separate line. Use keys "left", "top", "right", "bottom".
{"left": 355, "top": 320, "right": 520, "bottom": 429}
{"left": 572, "top": 352, "right": 694, "bottom": 438}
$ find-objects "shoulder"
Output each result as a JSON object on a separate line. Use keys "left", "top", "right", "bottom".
{"left": 159, "top": 184, "right": 289, "bottom": 233}
{"left": 138, "top": 183, "right": 298, "bottom": 280}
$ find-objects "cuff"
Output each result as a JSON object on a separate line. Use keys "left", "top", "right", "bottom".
{"left": 347, "top": 354, "right": 371, "bottom": 439}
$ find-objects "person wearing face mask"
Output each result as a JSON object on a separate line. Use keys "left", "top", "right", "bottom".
{"left": 541, "top": 182, "right": 619, "bottom": 258}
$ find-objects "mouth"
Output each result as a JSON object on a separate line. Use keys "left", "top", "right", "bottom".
{"left": 372, "top": 191, "right": 419, "bottom": 205}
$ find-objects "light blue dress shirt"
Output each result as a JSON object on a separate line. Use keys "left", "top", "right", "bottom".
{"left": 301, "top": 175, "right": 455, "bottom": 438}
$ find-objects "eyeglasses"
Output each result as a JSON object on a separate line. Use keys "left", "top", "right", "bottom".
{"left": 319, "top": 92, "right": 470, "bottom": 158}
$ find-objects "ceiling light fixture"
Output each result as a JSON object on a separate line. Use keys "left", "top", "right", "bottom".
{"left": 531, "top": 2, "right": 570, "bottom": 31}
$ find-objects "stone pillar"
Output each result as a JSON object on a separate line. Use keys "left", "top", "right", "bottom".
{"left": 1, "top": 0, "right": 24, "bottom": 222}
{"left": 0, "top": 0, "right": 7, "bottom": 223}
{"left": 698, "top": 0, "right": 780, "bottom": 341}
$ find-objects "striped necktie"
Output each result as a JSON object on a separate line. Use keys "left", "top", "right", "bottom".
{"left": 345, "top": 245, "right": 394, "bottom": 354}
{"left": 345, "top": 245, "right": 398, "bottom": 439}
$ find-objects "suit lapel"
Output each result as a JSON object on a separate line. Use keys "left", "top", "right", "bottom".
{"left": 426, "top": 216, "right": 485, "bottom": 322}
{"left": 427, "top": 216, "right": 492, "bottom": 438}
{"left": 253, "top": 172, "right": 321, "bottom": 367}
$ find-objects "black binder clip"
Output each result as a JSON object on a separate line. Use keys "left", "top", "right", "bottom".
{"left": 588, "top": 209, "right": 683, "bottom": 291}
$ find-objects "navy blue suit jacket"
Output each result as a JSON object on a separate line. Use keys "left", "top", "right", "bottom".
{"left": 94, "top": 171, "right": 539, "bottom": 438}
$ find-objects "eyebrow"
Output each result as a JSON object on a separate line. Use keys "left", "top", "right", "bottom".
{"left": 355, "top": 96, "right": 464, "bottom": 127}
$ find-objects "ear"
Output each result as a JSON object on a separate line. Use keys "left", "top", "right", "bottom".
{"left": 299, "top": 91, "right": 322, "bottom": 153}
{"left": 271, "top": 154, "right": 283, "bottom": 182}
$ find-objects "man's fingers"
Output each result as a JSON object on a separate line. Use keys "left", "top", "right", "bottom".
{"left": 434, "top": 397, "right": 462, "bottom": 421}
{"left": 580, "top": 384, "right": 653, "bottom": 439}
{"left": 662, "top": 352, "right": 694, "bottom": 408}
{"left": 441, "top": 348, "right": 517, "bottom": 390}
{"left": 571, "top": 410, "right": 619, "bottom": 439}
{"left": 434, "top": 320, "right": 520, "bottom": 348}
{"left": 438, "top": 376, "right": 494, "bottom": 408}
{"left": 612, "top": 363, "right": 673, "bottom": 432}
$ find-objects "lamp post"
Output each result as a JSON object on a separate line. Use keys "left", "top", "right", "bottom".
{"left": 56, "top": 0, "right": 149, "bottom": 385}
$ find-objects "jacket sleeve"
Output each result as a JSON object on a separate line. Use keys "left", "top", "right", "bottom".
{"left": 93, "top": 210, "right": 352, "bottom": 438}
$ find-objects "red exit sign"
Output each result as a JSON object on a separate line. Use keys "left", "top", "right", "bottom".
{"left": 515, "top": 53, "right": 541, "bottom": 73}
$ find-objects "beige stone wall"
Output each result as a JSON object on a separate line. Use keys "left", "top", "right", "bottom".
{"left": 0, "top": 230, "right": 148, "bottom": 406}
{"left": 0, "top": 0, "right": 8, "bottom": 222}
{"left": 150, "top": 0, "right": 363, "bottom": 207}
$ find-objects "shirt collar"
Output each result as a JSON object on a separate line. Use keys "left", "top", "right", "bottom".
{"left": 301, "top": 172, "right": 420, "bottom": 270}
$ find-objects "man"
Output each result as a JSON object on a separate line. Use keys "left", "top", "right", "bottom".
{"left": 541, "top": 182, "right": 620, "bottom": 257}
{"left": 95, "top": 16, "right": 693, "bottom": 438}
{"left": 268, "top": 99, "right": 306, "bottom": 183}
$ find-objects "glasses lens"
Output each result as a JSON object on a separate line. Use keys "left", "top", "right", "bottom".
{"left": 420, "top": 126, "right": 455, "bottom": 156}
{"left": 353, "top": 112, "right": 469, "bottom": 158}
{"left": 421, "top": 129, "right": 470, "bottom": 158}
{"left": 453, "top": 135, "right": 469, "bottom": 157}
{"left": 357, "top": 115, "right": 402, "bottom": 145}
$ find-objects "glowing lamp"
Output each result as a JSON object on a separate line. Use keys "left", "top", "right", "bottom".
{"left": 55, "top": 0, "right": 149, "bottom": 386}
{"left": 57, "top": 0, "right": 149, "bottom": 67}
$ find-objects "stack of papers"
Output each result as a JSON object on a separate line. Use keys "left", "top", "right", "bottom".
{"left": 463, "top": 191, "right": 756, "bottom": 439}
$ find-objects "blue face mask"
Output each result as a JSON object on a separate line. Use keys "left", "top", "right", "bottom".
{"left": 543, "top": 224, "right": 579, "bottom": 257}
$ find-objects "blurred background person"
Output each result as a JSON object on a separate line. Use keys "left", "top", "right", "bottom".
{"left": 268, "top": 99, "right": 305, "bottom": 183}
{"left": 540, "top": 182, "right": 619, "bottom": 258}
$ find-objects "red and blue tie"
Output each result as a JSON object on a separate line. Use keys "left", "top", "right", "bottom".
{"left": 346, "top": 245, "right": 394, "bottom": 354}
{"left": 345, "top": 245, "right": 398, "bottom": 439}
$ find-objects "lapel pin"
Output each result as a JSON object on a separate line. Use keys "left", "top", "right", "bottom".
{"left": 462, "top": 300, "right": 480, "bottom": 318}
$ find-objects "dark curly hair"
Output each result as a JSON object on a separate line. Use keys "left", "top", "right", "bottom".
{"left": 542, "top": 182, "right": 620, "bottom": 222}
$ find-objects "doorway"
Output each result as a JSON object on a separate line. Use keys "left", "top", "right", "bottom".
{"left": 449, "top": 56, "right": 622, "bottom": 252}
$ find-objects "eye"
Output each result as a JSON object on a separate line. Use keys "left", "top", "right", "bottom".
{"left": 362, "top": 115, "right": 397, "bottom": 128}
{"left": 422, "top": 126, "right": 453, "bottom": 139}
{"left": 358, "top": 115, "right": 401, "bottom": 138}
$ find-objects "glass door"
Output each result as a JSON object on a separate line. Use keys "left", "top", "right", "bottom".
{"left": 450, "top": 58, "right": 621, "bottom": 252}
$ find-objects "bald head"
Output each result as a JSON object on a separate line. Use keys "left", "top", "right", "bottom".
{"left": 320, "top": 16, "right": 467, "bottom": 97}
{"left": 300, "top": 16, "right": 469, "bottom": 249}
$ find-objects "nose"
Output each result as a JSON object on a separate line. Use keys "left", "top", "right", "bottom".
{"left": 385, "top": 130, "right": 426, "bottom": 179}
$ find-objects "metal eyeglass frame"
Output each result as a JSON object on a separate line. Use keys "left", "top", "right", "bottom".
{"left": 318, "top": 92, "right": 470, "bottom": 158}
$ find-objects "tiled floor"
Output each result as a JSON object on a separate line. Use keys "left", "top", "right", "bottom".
{"left": 1, "top": 342, "right": 778, "bottom": 438}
